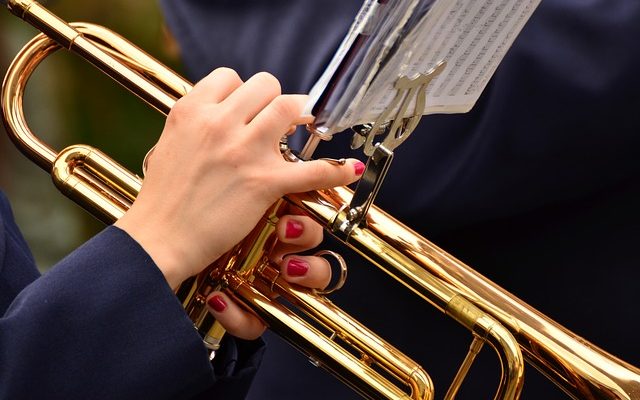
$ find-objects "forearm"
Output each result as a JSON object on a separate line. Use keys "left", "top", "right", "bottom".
{"left": 0, "top": 226, "right": 215, "bottom": 399}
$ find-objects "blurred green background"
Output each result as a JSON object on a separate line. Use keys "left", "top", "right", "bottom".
{"left": 0, "top": 1, "right": 185, "bottom": 270}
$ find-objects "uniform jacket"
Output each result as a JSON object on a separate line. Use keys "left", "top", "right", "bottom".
{"left": 0, "top": 190, "right": 263, "bottom": 399}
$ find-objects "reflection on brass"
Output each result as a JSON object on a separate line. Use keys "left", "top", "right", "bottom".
{"left": 3, "top": 1, "right": 640, "bottom": 399}
{"left": 312, "top": 250, "right": 347, "bottom": 295}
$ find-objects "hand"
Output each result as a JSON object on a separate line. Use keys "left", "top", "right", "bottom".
{"left": 114, "top": 67, "right": 363, "bottom": 288}
{"left": 205, "top": 213, "right": 330, "bottom": 339}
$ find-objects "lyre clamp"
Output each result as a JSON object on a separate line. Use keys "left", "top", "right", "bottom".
{"left": 335, "top": 61, "right": 446, "bottom": 236}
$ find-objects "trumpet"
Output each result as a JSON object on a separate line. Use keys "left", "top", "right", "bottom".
{"left": 2, "top": 1, "right": 640, "bottom": 399}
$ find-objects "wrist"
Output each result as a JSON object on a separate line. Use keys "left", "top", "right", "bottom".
{"left": 114, "top": 210, "right": 191, "bottom": 290}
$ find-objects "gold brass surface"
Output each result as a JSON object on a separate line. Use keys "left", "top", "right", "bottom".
{"left": 2, "top": 1, "right": 639, "bottom": 399}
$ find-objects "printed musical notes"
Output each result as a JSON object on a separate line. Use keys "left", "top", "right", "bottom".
{"left": 306, "top": 0, "right": 540, "bottom": 135}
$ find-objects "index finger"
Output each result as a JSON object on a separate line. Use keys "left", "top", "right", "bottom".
{"left": 249, "top": 94, "right": 312, "bottom": 141}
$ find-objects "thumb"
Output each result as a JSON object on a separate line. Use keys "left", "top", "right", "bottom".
{"left": 278, "top": 158, "right": 365, "bottom": 194}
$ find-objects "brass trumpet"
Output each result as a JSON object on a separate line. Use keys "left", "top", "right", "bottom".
{"left": 2, "top": 1, "right": 640, "bottom": 399}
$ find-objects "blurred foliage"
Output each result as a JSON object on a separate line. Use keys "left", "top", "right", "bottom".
{"left": 0, "top": 1, "right": 185, "bottom": 270}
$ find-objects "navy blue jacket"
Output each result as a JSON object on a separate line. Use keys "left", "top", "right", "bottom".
{"left": 160, "top": 1, "right": 640, "bottom": 398}
{"left": 0, "top": 190, "right": 264, "bottom": 399}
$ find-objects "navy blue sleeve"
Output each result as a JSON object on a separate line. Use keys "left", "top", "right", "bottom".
{"left": 0, "top": 191, "right": 264, "bottom": 399}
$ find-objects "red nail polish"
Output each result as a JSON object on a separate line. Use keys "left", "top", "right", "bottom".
{"left": 208, "top": 295, "right": 227, "bottom": 312}
{"left": 354, "top": 161, "right": 366, "bottom": 175}
{"left": 287, "top": 259, "right": 309, "bottom": 277}
{"left": 285, "top": 220, "right": 304, "bottom": 238}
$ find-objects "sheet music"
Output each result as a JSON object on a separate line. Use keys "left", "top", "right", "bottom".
{"left": 306, "top": 0, "right": 541, "bottom": 135}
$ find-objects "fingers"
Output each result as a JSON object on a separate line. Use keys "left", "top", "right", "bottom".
{"left": 285, "top": 111, "right": 315, "bottom": 136}
{"left": 205, "top": 249, "right": 332, "bottom": 340}
{"left": 279, "top": 254, "right": 332, "bottom": 289}
{"left": 277, "top": 158, "right": 365, "bottom": 194}
{"left": 190, "top": 71, "right": 309, "bottom": 136}
{"left": 187, "top": 67, "right": 244, "bottom": 104}
{"left": 206, "top": 214, "right": 332, "bottom": 340}
{"left": 271, "top": 215, "right": 323, "bottom": 260}
{"left": 206, "top": 292, "right": 266, "bottom": 340}
{"left": 285, "top": 103, "right": 314, "bottom": 135}
{"left": 273, "top": 214, "right": 332, "bottom": 290}
{"left": 179, "top": 69, "right": 362, "bottom": 196}
{"left": 224, "top": 72, "right": 282, "bottom": 124}
{"left": 249, "top": 94, "right": 310, "bottom": 141}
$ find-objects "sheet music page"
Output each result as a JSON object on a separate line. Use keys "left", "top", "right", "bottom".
{"left": 307, "top": 0, "right": 425, "bottom": 124}
{"left": 307, "top": 0, "right": 541, "bottom": 135}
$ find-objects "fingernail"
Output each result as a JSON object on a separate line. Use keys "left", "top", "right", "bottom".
{"left": 287, "top": 258, "right": 309, "bottom": 277}
{"left": 285, "top": 220, "right": 304, "bottom": 238}
{"left": 354, "top": 161, "right": 366, "bottom": 176}
{"left": 208, "top": 295, "right": 227, "bottom": 312}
